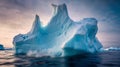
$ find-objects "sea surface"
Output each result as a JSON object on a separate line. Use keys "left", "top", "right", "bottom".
{"left": 0, "top": 50, "right": 120, "bottom": 67}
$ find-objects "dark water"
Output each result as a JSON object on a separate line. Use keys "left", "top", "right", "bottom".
{"left": 0, "top": 50, "right": 120, "bottom": 67}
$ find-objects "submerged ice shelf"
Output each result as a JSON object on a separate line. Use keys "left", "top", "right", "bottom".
{"left": 13, "top": 4, "right": 103, "bottom": 56}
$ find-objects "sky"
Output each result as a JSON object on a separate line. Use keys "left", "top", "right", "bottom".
{"left": 0, "top": 0, "right": 120, "bottom": 48}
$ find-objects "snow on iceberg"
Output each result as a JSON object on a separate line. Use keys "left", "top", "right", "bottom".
{"left": 13, "top": 4, "right": 102, "bottom": 56}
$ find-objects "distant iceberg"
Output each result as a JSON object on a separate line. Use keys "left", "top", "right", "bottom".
{"left": 104, "top": 47, "right": 120, "bottom": 51}
{"left": 13, "top": 4, "right": 103, "bottom": 57}
{"left": 0, "top": 44, "right": 4, "bottom": 50}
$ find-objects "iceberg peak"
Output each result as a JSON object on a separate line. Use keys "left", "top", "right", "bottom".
{"left": 82, "top": 18, "right": 98, "bottom": 25}
{"left": 52, "top": 4, "right": 68, "bottom": 17}
{"left": 35, "top": 15, "right": 40, "bottom": 21}
{"left": 28, "top": 15, "right": 42, "bottom": 34}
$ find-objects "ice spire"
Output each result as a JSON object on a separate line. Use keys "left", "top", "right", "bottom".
{"left": 47, "top": 4, "right": 70, "bottom": 30}
{"left": 51, "top": 4, "right": 68, "bottom": 16}
{"left": 28, "top": 15, "right": 42, "bottom": 34}
{"left": 57, "top": 4, "right": 68, "bottom": 16}
{"left": 52, "top": 4, "right": 58, "bottom": 16}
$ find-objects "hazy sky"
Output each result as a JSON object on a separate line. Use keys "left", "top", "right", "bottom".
{"left": 0, "top": 0, "right": 120, "bottom": 48}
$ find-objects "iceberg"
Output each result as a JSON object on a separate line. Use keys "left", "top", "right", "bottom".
{"left": 104, "top": 47, "right": 120, "bottom": 51}
{"left": 13, "top": 4, "right": 102, "bottom": 56}
{"left": 0, "top": 44, "right": 4, "bottom": 50}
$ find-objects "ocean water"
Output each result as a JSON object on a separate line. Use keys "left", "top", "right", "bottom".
{"left": 0, "top": 50, "right": 120, "bottom": 67}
